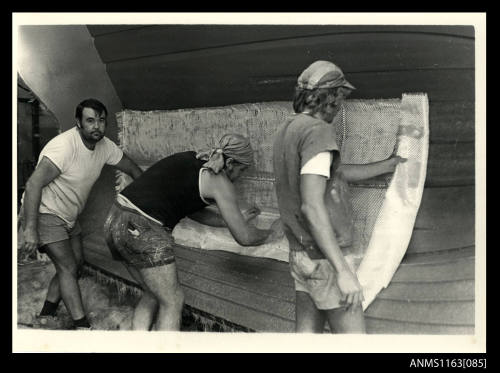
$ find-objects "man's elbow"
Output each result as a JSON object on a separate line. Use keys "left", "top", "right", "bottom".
{"left": 132, "top": 163, "right": 143, "bottom": 177}
{"left": 24, "top": 177, "right": 41, "bottom": 193}
{"left": 233, "top": 228, "right": 260, "bottom": 246}
{"left": 334, "top": 165, "right": 347, "bottom": 180}
{"left": 235, "top": 233, "right": 253, "bottom": 247}
{"left": 124, "top": 163, "right": 142, "bottom": 179}
{"left": 132, "top": 168, "right": 143, "bottom": 179}
{"left": 300, "top": 203, "right": 318, "bottom": 225}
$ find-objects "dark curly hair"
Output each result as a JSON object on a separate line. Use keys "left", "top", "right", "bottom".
{"left": 75, "top": 98, "right": 108, "bottom": 121}
{"left": 292, "top": 86, "right": 352, "bottom": 114}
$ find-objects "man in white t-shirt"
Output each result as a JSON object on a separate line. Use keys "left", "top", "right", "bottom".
{"left": 20, "top": 98, "right": 143, "bottom": 330}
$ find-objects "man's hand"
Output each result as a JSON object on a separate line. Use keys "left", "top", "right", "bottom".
{"left": 23, "top": 226, "right": 40, "bottom": 254}
{"left": 385, "top": 154, "right": 407, "bottom": 173}
{"left": 397, "top": 123, "right": 424, "bottom": 139}
{"left": 256, "top": 228, "right": 273, "bottom": 244}
{"left": 242, "top": 205, "right": 261, "bottom": 223}
{"left": 264, "top": 218, "right": 285, "bottom": 243}
{"left": 114, "top": 153, "right": 143, "bottom": 180}
{"left": 336, "top": 268, "right": 364, "bottom": 312}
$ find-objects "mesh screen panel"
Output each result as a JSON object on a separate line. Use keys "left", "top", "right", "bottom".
{"left": 336, "top": 99, "right": 401, "bottom": 256}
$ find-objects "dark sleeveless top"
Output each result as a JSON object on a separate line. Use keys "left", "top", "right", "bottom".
{"left": 121, "top": 151, "right": 209, "bottom": 228}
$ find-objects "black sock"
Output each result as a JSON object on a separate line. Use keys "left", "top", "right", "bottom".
{"left": 39, "top": 300, "right": 60, "bottom": 317}
{"left": 73, "top": 316, "right": 91, "bottom": 328}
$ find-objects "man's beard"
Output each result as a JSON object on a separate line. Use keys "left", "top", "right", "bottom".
{"left": 85, "top": 131, "right": 104, "bottom": 142}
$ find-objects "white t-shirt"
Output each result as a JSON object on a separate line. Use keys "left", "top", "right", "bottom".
{"left": 34, "top": 127, "right": 123, "bottom": 227}
{"left": 300, "top": 151, "right": 332, "bottom": 178}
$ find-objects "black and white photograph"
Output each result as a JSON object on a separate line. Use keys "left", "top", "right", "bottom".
{"left": 12, "top": 12, "right": 486, "bottom": 353}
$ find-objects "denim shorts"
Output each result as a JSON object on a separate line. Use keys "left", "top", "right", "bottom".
{"left": 104, "top": 201, "right": 176, "bottom": 269}
{"left": 18, "top": 212, "right": 82, "bottom": 252}
{"left": 289, "top": 250, "right": 344, "bottom": 310}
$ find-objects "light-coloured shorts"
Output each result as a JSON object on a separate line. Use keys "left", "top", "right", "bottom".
{"left": 289, "top": 250, "right": 344, "bottom": 310}
{"left": 19, "top": 212, "right": 82, "bottom": 252}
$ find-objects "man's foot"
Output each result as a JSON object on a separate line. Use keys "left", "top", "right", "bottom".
{"left": 39, "top": 300, "right": 61, "bottom": 317}
{"left": 33, "top": 314, "right": 65, "bottom": 330}
{"left": 72, "top": 316, "right": 92, "bottom": 330}
{"left": 74, "top": 326, "right": 93, "bottom": 331}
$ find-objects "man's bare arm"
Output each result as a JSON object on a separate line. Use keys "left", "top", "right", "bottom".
{"left": 188, "top": 205, "right": 227, "bottom": 227}
{"left": 113, "top": 153, "right": 143, "bottom": 179}
{"left": 22, "top": 156, "right": 61, "bottom": 251}
{"left": 337, "top": 155, "right": 406, "bottom": 182}
{"left": 203, "top": 173, "right": 270, "bottom": 246}
{"left": 189, "top": 203, "right": 261, "bottom": 228}
{"left": 300, "top": 174, "right": 364, "bottom": 310}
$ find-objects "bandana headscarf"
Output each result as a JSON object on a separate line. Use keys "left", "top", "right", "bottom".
{"left": 196, "top": 133, "right": 254, "bottom": 173}
{"left": 297, "top": 60, "right": 356, "bottom": 90}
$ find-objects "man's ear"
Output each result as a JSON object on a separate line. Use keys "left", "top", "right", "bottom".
{"left": 305, "top": 91, "right": 319, "bottom": 107}
{"left": 76, "top": 119, "right": 82, "bottom": 129}
{"left": 332, "top": 88, "right": 350, "bottom": 106}
{"left": 225, "top": 157, "right": 234, "bottom": 170}
{"left": 333, "top": 97, "right": 342, "bottom": 107}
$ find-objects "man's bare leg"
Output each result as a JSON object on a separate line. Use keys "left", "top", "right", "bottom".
{"left": 125, "top": 265, "right": 159, "bottom": 330}
{"left": 44, "top": 274, "right": 60, "bottom": 304}
{"left": 295, "top": 291, "right": 326, "bottom": 333}
{"left": 44, "top": 234, "right": 84, "bottom": 306}
{"left": 325, "top": 305, "right": 366, "bottom": 333}
{"left": 44, "top": 239, "right": 86, "bottom": 320}
{"left": 139, "top": 262, "right": 184, "bottom": 331}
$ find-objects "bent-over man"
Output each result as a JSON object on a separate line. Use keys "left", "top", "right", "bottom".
{"left": 104, "top": 133, "right": 276, "bottom": 331}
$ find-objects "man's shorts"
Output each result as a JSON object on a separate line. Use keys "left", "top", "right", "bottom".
{"left": 289, "top": 249, "right": 345, "bottom": 310}
{"left": 104, "top": 201, "right": 176, "bottom": 269}
{"left": 18, "top": 212, "right": 82, "bottom": 253}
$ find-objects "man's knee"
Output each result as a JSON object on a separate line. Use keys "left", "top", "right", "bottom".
{"left": 55, "top": 261, "right": 79, "bottom": 278}
{"left": 327, "top": 306, "right": 366, "bottom": 333}
{"left": 296, "top": 313, "right": 325, "bottom": 333}
{"left": 141, "top": 290, "right": 159, "bottom": 306}
{"left": 45, "top": 241, "right": 81, "bottom": 277}
{"left": 171, "top": 287, "right": 185, "bottom": 310}
{"left": 158, "top": 286, "right": 184, "bottom": 310}
{"left": 175, "top": 287, "right": 185, "bottom": 307}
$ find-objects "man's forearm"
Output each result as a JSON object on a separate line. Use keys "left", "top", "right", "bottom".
{"left": 337, "top": 159, "right": 392, "bottom": 182}
{"left": 243, "top": 225, "right": 270, "bottom": 246}
{"left": 130, "top": 165, "right": 143, "bottom": 179}
{"left": 23, "top": 182, "right": 42, "bottom": 230}
{"left": 188, "top": 208, "right": 227, "bottom": 227}
{"left": 117, "top": 155, "right": 143, "bottom": 180}
{"left": 128, "top": 162, "right": 143, "bottom": 179}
